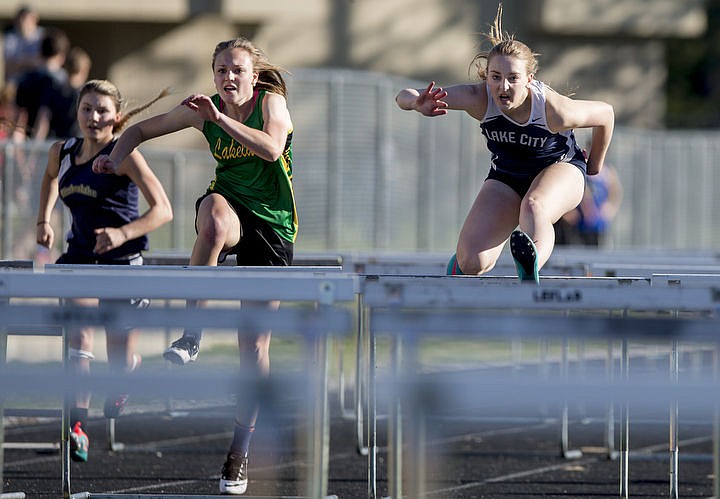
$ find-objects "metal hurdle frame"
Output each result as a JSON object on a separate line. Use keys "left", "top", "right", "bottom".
{"left": 63, "top": 255, "right": 345, "bottom": 452}
{"left": 371, "top": 309, "right": 720, "bottom": 499}
{"left": 0, "top": 260, "right": 35, "bottom": 499}
{"left": 340, "top": 253, "right": 590, "bottom": 462}
{"left": 332, "top": 250, "right": 720, "bottom": 499}
{"left": 589, "top": 262, "right": 720, "bottom": 278}
{"left": 359, "top": 274, "right": 720, "bottom": 499}
{"left": 342, "top": 250, "right": 588, "bottom": 278}
{"left": 355, "top": 274, "right": 643, "bottom": 499}
{"left": 0, "top": 265, "right": 357, "bottom": 499}
{"left": 141, "top": 252, "right": 347, "bottom": 440}
{"left": 650, "top": 273, "right": 720, "bottom": 499}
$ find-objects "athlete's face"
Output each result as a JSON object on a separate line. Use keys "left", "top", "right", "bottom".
{"left": 213, "top": 47, "right": 259, "bottom": 106}
{"left": 486, "top": 55, "right": 533, "bottom": 112}
{"left": 77, "top": 91, "right": 119, "bottom": 141}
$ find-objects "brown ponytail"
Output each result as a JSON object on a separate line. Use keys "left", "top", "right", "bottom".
{"left": 78, "top": 80, "right": 171, "bottom": 133}
{"left": 470, "top": 3, "right": 540, "bottom": 81}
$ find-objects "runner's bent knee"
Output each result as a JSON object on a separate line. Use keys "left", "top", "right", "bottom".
{"left": 456, "top": 249, "right": 500, "bottom": 275}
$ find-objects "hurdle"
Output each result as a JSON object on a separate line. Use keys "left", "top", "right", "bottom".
{"left": 338, "top": 249, "right": 686, "bottom": 460}
{"left": 0, "top": 265, "right": 357, "bottom": 499}
{"left": 0, "top": 261, "right": 34, "bottom": 499}
{"left": 649, "top": 273, "right": 720, "bottom": 499}
{"left": 143, "top": 251, "right": 344, "bottom": 268}
{"left": 338, "top": 249, "right": 705, "bottom": 461}
{"left": 342, "top": 250, "right": 588, "bottom": 277}
{"left": 588, "top": 262, "right": 720, "bottom": 277}
{"left": 356, "top": 274, "right": 652, "bottom": 497}
{"left": 54, "top": 253, "right": 345, "bottom": 451}
{"left": 359, "top": 274, "right": 720, "bottom": 499}
{"left": 340, "top": 251, "right": 720, "bottom": 498}
{"left": 139, "top": 252, "right": 346, "bottom": 426}
{"left": 546, "top": 247, "right": 720, "bottom": 279}
{"left": 341, "top": 253, "right": 590, "bottom": 462}
{"left": 550, "top": 247, "right": 720, "bottom": 268}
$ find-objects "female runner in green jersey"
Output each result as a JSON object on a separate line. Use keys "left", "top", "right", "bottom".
{"left": 93, "top": 37, "right": 295, "bottom": 495}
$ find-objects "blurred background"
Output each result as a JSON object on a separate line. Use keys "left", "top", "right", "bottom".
{"left": 1, "top": 0, "right": 719, "bottom": 260}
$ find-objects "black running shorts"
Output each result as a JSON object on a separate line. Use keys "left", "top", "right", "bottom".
{"left": 195, "top": 191, "right": 293, "bottom": 267}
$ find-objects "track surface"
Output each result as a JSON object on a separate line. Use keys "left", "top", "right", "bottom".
{"left": 3, "top": 382, "right": 716, "bottom": 498}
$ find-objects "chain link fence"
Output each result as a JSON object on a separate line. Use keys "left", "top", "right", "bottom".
{"left": 2, "top": 68, "right": 719, "bottom": 261}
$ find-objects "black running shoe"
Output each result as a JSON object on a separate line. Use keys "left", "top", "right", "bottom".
{"left": 103, "top": 393, "right": 129, "bottom": 419}
{"left": 219, "top": 452, "right": 248, "bottom": 495}
{"left": 103, "top": 353, "right": 141, "bottom": 418}
{"left": 510, "top": 229, "right": 539, "bottom": 284}
{"left": 163, "top": 336, "right": 200, "bottom": 365}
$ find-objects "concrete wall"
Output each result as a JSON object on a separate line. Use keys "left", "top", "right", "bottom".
{"left": 0, "top": 0, "right": 710, "bottom": 141}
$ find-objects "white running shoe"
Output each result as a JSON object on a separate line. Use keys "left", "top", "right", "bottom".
{"left": 219, "top": 452, "right": 248, "bottom": 495}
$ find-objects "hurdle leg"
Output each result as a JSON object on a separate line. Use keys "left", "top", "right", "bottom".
{"left": 0, "top": 294, "right": 24, "bottom": 498}
{"left": 606, "top": 340, "right": 617, "bottom": 460}
{"left": 392, "top": 325, "right": 425, "bottom": 499}
{"left": 405, "top": 404, "right": 427, "bottom": 499}
{"left": 62, "top": 323, "right": 72, "bottom": 499}
{"left": 306, "top": 327, "right": 332, "bottom": 499}
{"left": 511, "top": 337, "right": 522, "bottom": 374}
{"left": 106, "top": 419, "right": 124, "bottom": 451}
{"left": 539, "top": 338, "right": 550, "bottom": 417}
{"left": 367, "top": 307, "right": 378, "bottom": 499}
{"left": 0, "top": 316, "right": 6, "bottom": 495}
{"left": 162, "top": 299, "right": 188, "bottom": 419}
{"left": 576, "top": 339, "right": 588, "bottom": 421}
{"left": 356, "top": 294, "right": 369, "bottom": 456}
{"left": 403, "top": 332, "right": 427, "bottom": 499}
{"left": 619, "top": 339, "right": 629, "bottom": 499}
{"left": 560, "top": 337, "right": 582, "bottom": 459}
{"left": 669, "top": 339, "right": 679, "bottom": 499}
{"left": 337, "top": 293, "right": 360, "bottom": 420}
{"left": 337, "top": 335, "right": 352, "bottom": 418}
{"left": 1, "top": 294, "right": 58, "bottom": 499}
{"left": 714, "top": 343, "right": 719, "bottom": 499}
{"left": 387, "top": 335, "right": 404, "bottom": 499}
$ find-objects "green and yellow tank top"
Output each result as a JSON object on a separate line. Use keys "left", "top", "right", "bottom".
{"left": 202, "top": 90, "right": 297, "bottom": 242}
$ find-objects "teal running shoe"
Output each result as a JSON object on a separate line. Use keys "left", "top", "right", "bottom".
{"left": 69, "top": 421, "right": 89, "bottom": 462}
{"left": 446, "top": 253, "right": 464, "bottom": 275}
{"left": 510, "top": 230, "right": 539, "bottom": 284}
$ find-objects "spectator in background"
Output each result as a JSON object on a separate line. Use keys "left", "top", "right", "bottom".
{"left": 14, "top": 26, "right": 70, "bottom": 140}
{"left": 557, "top": 163, "right": 622, "bottom": 247}
{"left": 0, "top": 85, "right": 16, "bottom": 199}
{"left": 3, "top": 5, "right": 44, "bottom": 85}
{"left": 12, "top": 27, "right": 69, "bottom": 192}
{"left": 33, "top": 46, "right": 92, "bottom": 140}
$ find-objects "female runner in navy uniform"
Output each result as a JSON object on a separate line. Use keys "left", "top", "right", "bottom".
{"left": 396, "top": 4, "right": 614, "bottom": 282}
{"left": 36, "top": 79, "right": 172, "bottom": 462}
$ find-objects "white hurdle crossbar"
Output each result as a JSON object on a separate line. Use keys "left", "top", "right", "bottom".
{"left": 360, "top": 274, "right": 720, "bottom": 499}
{"left": 0, "top": 265, "right": 357, "bottom": 499}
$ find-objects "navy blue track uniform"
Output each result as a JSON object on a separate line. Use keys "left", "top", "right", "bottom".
{"left": 480, "top": 80, "right": 587, "bottom": 197}
{"left": 57, "top": 137, "right": 147, "bottom": 263}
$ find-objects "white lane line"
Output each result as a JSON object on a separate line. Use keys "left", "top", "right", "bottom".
{"left": 107, "top": 459, "right": 309, "bottom": 494}
{"left": 425, "top": 435, "right": 714, "bottom": 496}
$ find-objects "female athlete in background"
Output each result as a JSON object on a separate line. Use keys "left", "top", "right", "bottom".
{"left": 36, "top": 79, "right": 172, "bottom": 462}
